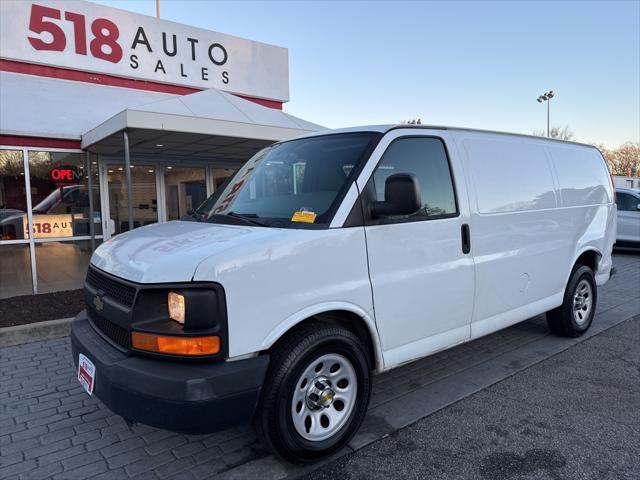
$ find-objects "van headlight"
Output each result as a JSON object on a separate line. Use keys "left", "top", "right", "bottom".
{"left": 168, "top": 291, "right": 186, "bottom": 324}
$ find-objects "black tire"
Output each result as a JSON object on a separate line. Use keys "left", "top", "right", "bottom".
{"left": 547, "top": 264, "right": 597, "bottom": 337}
{"left": 255, "top": 321, "right": 372, "bottom": 463}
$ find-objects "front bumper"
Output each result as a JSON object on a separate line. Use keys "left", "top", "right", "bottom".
{"left": 71, "top": 310, "right": 269, "bottom": 434}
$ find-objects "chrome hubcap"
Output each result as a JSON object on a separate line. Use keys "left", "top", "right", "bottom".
{"left": 305, "top": 376, "right": 335, "bottom": 409}
{"left": 573, "top": 279, "right": 593, "bottom": 326}
{"left": 291, "top": 353, "right": 357, "bottom": 442}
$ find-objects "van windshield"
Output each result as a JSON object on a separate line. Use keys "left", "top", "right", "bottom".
{"left": 198, "top": 132, "right": 380, "bottom": 227}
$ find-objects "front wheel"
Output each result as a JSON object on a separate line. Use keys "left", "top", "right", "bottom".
{"left": 255, "top": 322, "right": 371, "bottom": 463}
{"left": 547, "top": 264, "right": 597, "bottom": 337}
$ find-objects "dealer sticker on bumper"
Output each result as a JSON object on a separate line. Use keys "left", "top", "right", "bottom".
{"left": 78, "top": 354, "right": 96, "bottom": 396}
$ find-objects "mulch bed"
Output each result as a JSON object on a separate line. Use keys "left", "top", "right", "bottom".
{"left": 0, "top": 289, "right": 84, "bottom": 328}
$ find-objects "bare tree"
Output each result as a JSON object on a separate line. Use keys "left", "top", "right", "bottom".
{"left": 533, "top": 125, "right": 575, "bottom": 141}
{"left": 400, "top": 118, "right": 422, "bottom": 125}
{"left": 0, "top": 150, "right": 25, "bottom": 176}
{"left": 596, "top": 142, "right": 640, "bottom": 176}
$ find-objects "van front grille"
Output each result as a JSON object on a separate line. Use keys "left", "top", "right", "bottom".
{"left": 89, "top": 314, "right": 131, "bottom": 350}
{"left": 86, "top": 267, "right": 136, "bottom": 308}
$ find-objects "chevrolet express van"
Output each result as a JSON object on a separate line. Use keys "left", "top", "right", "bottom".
{"left": 72, "top": 125, "right": 616, "bottom": 462}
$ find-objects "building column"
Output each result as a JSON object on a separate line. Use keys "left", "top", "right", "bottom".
{"left": 86, "top": 151, "right": 95, "bottom": 251}
{"left": 22, "top": 148, "right": 38, "bottom": 294}
{"left": 123, "top": 130, "right": 134, "bottom": 232}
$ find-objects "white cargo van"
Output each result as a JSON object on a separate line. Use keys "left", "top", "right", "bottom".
{"left": 72, "top": 125, "right": 616, "bottom": 462}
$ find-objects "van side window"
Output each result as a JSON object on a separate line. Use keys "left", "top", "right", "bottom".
{"left": 371, "top": 137, "right": 457, "bottom": 220}
{"left": 616, "top": 192, "right": 639, "bottom": 211}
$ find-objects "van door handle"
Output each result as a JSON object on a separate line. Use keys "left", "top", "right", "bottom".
{"left": 461, "top": 224, "right": 471, "bottom": 254}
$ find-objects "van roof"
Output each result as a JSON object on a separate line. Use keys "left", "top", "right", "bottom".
{"left": 299, "top": 124, "right": 599, "bottom": 150}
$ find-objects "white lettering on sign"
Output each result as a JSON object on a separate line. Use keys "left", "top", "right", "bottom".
{"left": 0, "top": 0, "right": 289, "bottom": 102}
{"left": 23, "top": 214, "right": 75, "bottom": 239}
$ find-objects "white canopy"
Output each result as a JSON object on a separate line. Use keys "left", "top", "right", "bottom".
{"left": 81, "top": 86, "right": 323, "bottom": 152}
{"left": 0, "top": 71, "right": 173, "bottom": 141}
{"left": 0, "top": 71, "right": 323, "bottom": 156}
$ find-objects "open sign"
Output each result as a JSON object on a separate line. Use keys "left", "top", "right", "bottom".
{"left": 50, "top": 166, "right": 81, "bottom": 185}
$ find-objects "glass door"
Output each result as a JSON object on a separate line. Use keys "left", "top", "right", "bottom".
{"left": 164, "top": 166, "right": 206, "bottom": 220}
{"left": 0, "top": 148, "right": 34, "bottom": 297}
{"left": 106, "top": 163, "right": 158, "bottom": 235}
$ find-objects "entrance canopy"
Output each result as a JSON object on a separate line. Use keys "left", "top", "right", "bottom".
{"left": 82, "top": 87, "right": 323, "bottom": 158}
{"left": 0, "top": 71, "right": 173, "bottom": 141}
{"left": 79, "top": 85, "right": 323, "bottom": 233}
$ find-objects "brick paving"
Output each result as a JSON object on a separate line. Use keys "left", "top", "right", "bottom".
{"left": 1, "top": 253, "right": 638, "bottom": 480}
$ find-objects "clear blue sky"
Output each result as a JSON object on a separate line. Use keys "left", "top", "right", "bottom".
{"left": 92, "top": 0, "right": 639, "bottom": 148}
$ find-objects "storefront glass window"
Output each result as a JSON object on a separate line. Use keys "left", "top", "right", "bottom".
{"left": 0, "top": 244, "right": 32, "bottom": 298}
{"left": 107, "top": 164, "right": 158, "bottom": 234}
{"left": 0, "top": 150, "right": 32, "bottom": 297}
{"left": 0, "top": 149, "right": 27, "bottom": 240}
{"left": 28, "top": 151, "right": 101, "bottom": 239}
{"left": 34, "top": 240, "right": 98, "bottom": 294}
{"left": 164, "top": 166, "right": 206, "bottom": 220}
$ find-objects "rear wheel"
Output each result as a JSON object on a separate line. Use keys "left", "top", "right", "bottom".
{"left": 547, "top": 264, "right": 597, "bottom": 337}
{"left": 255, "top": 322, "right": 371, "bottom": 463}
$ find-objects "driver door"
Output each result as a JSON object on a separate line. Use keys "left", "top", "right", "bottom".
{"left": 358, "top": 131, "right": 475, "bottom": 367}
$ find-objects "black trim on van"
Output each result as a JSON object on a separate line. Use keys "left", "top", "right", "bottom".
{"left": 71, "top": 312, "right": 268, "bottom": 434}
{"left": 343, "top": 192, "right": 366, "bottom": 227}
{"left": 84, "top": 266, "right": 229, "bottom": 362}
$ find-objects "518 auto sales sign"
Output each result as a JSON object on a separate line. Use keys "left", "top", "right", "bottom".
{"left": 0, "top": 0, "right": 289, "bottom": 102}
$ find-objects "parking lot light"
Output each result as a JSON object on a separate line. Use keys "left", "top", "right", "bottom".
{"left": 537, "top": 90, "right": 554, "bottom": 137}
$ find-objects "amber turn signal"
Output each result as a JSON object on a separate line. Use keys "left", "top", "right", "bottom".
{"left": 131, "top": 332, "right": 220, "bottom": 356}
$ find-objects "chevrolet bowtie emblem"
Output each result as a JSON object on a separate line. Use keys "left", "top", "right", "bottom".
{"left": 93, "top": 295, "right": 104, "bottom": 312}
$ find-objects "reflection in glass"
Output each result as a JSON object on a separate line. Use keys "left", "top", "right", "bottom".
{"left": 107, "top": 165, "right": 157, "bottom": 234}
{"left": 0, "top": 244, "right": 32, "bottom": 298}
{"left": 373, "top": 138, "right": 457, "bottom": 217}
{"left": 0, "top": 150, "right": 26, "bottom": 240}
{"left": 26, "top": 151, "right": 101, "bottom": 240}
{"left": 34, "top": 240, "right": 98, "bottom": 294}
{"left": 200, "top": 134, "right": 379, "bottom": 226}
{"left": 213, "top": 168, "right": 237, "bottom": 189}
{"left": 164, "top": 167, "right": 206, "bottom": 221}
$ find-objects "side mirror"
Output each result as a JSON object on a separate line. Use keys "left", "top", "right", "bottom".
{"left": 372, "top": 173, "right": 421, "bottom": 217}
{"left": 636, "top": 203, "right": 640, "bottom": 211}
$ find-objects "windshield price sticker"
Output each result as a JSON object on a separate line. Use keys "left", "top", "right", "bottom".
{"left": 291, "top": 210, "right": 317, "bottom": 223}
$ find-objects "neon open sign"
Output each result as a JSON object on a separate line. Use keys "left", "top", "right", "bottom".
{"left": 50, "top": 166, "right": 81, "bottom": 185}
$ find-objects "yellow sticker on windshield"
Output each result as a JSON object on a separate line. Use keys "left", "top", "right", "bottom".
{"left": 291, "top": 210, "right": 317, "bottom": 223}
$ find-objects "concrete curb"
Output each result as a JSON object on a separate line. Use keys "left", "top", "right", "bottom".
{"left": 0, "top": 316, "right": 74, "bottom": 348}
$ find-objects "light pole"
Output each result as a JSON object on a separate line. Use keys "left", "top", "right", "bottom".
{"left": 536, "top": 90, "right": 554, "bottom": 137}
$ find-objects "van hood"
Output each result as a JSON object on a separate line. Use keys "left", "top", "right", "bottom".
{"left": 90, "top": 221, "right": 275, "bottom": 283}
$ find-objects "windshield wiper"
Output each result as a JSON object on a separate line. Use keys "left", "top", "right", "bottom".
{"left": 226, "top": 211, "right": 268, "bottom": 227}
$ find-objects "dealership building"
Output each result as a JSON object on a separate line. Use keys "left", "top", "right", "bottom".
{"left": 0, "top": 0, "right": 320, "bottom": 298}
